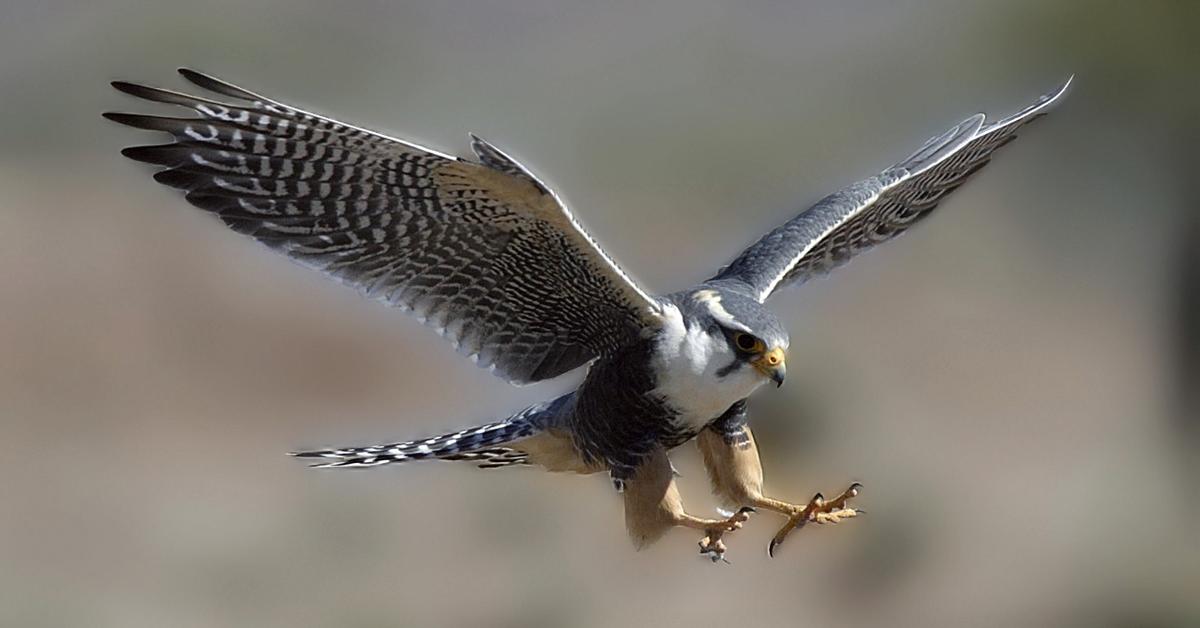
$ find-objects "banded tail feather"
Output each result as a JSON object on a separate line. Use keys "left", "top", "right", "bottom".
{"left": 291, "top": 408, "right": 545, "bottom": 469}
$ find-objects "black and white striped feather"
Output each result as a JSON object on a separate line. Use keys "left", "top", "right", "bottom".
{"left": 291, "top": 408, "right": 542, "bottom": 469}
{"left": 714, "top": 77, "right": 1072, "bottom": 301}
{"left": 106, "top": 69, "right": 662, "bottom": 384}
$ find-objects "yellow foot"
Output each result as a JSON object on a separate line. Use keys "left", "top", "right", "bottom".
{"left": 767, "top": 482, "right": 862, "bottom": 557}
{"left": 698, "top": 507, "right": 755, "bottom": 563}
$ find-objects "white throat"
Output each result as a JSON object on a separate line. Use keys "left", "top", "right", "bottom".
{"left": 650, "top": 304, "right": 767, "bottom": 431}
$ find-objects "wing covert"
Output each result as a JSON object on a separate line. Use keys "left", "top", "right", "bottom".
{"left": 106, "top": 69, "right": 662, "bottom": 384}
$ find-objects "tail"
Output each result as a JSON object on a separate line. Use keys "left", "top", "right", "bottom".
{"left": 291, "top": 404, "right": 549, "bottom": 469}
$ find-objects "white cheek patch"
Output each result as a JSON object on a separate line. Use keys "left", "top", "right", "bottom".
{"left": 652, "top": 311, "right": 767, "bottom": 431}
{"left": 681, "top": 324, "right": 719, "bottom": 374}
{"left": 692, "top": 289, "right": 751, "bottom": 333}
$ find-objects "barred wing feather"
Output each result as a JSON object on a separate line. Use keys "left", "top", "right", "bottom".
{"left": 106, "top": 69, "right": 661, "bottom": 384}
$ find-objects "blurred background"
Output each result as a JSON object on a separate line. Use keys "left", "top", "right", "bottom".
{"left": 1, "top": 1, "right": 1197, "bottom": 627}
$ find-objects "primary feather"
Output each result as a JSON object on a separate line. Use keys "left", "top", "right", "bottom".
{"left": 106, "top": 69, "right": 661, "bottom": 384}
{"left": 714, "top": 77, "right": 1073, "bottom": 301}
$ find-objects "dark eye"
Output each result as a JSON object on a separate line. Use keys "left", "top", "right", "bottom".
{"left": 733, "top": 332, "right": 763, "bottom": 353}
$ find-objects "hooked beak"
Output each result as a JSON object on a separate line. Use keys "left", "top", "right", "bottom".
{"left": 753, "top": 347, "right": 787, "bottom": 387}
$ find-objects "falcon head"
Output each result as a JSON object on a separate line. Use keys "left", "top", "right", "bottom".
{"left": 672, "top": 286, "right": 790, "bottom": 388}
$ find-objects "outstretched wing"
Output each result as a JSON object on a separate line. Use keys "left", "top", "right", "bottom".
{"left": 713, "top": 78, "right": 1072, "bottom": 301}
{"left": 106, "top": 69, "right": 662, "bottom": 384}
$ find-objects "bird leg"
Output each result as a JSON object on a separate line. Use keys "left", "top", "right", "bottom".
{"left": 696, "top": 425, "right": 862, "bottom": 557}
{"left": 622, "top": 447, "right": 754, "bottom": 562}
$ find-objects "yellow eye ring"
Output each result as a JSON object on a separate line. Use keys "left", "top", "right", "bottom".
{"left": 733, "top": 332, "right": 764, "bottom": 353}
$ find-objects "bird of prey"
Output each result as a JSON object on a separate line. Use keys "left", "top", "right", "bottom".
{"left": 106, "top": 70, "right": 1070, "bottom": 560}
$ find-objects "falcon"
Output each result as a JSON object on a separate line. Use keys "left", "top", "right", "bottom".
{"left": 105, "top": 70, "right": 1070, "bottom": 560}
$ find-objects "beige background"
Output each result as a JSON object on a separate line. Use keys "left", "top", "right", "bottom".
{"left": 2, "top": 1, "right": 1197, "bottom": 627}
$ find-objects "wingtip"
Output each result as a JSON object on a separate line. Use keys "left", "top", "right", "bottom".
{"left": 175, "top": 68, "right": 263, "bottom": 101}
{"left": 1038, "top": 75, "right": 1074, "bottom": 108}
{"left": 110, "top": 80, "right": 143, "bottom": 96}
{"left": 118, "top": 145, "right": 145, "bottom": 160}
{"left": 1054, "top": 74, "right": 1075, "bottom": 98}
{"left": 103, "top": 111, "right": 157, "bottom": 130}
{"left": 177, "top": 67, "right": 215, "bottom": 88}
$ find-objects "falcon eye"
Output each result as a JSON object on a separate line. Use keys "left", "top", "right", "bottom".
{"left": 733, "top": 332, "right": 764, "bottom": 353}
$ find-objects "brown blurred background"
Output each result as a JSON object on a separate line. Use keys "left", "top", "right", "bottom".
{"left": 1, "top": 1, "right": 1197, "bottom": 627}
